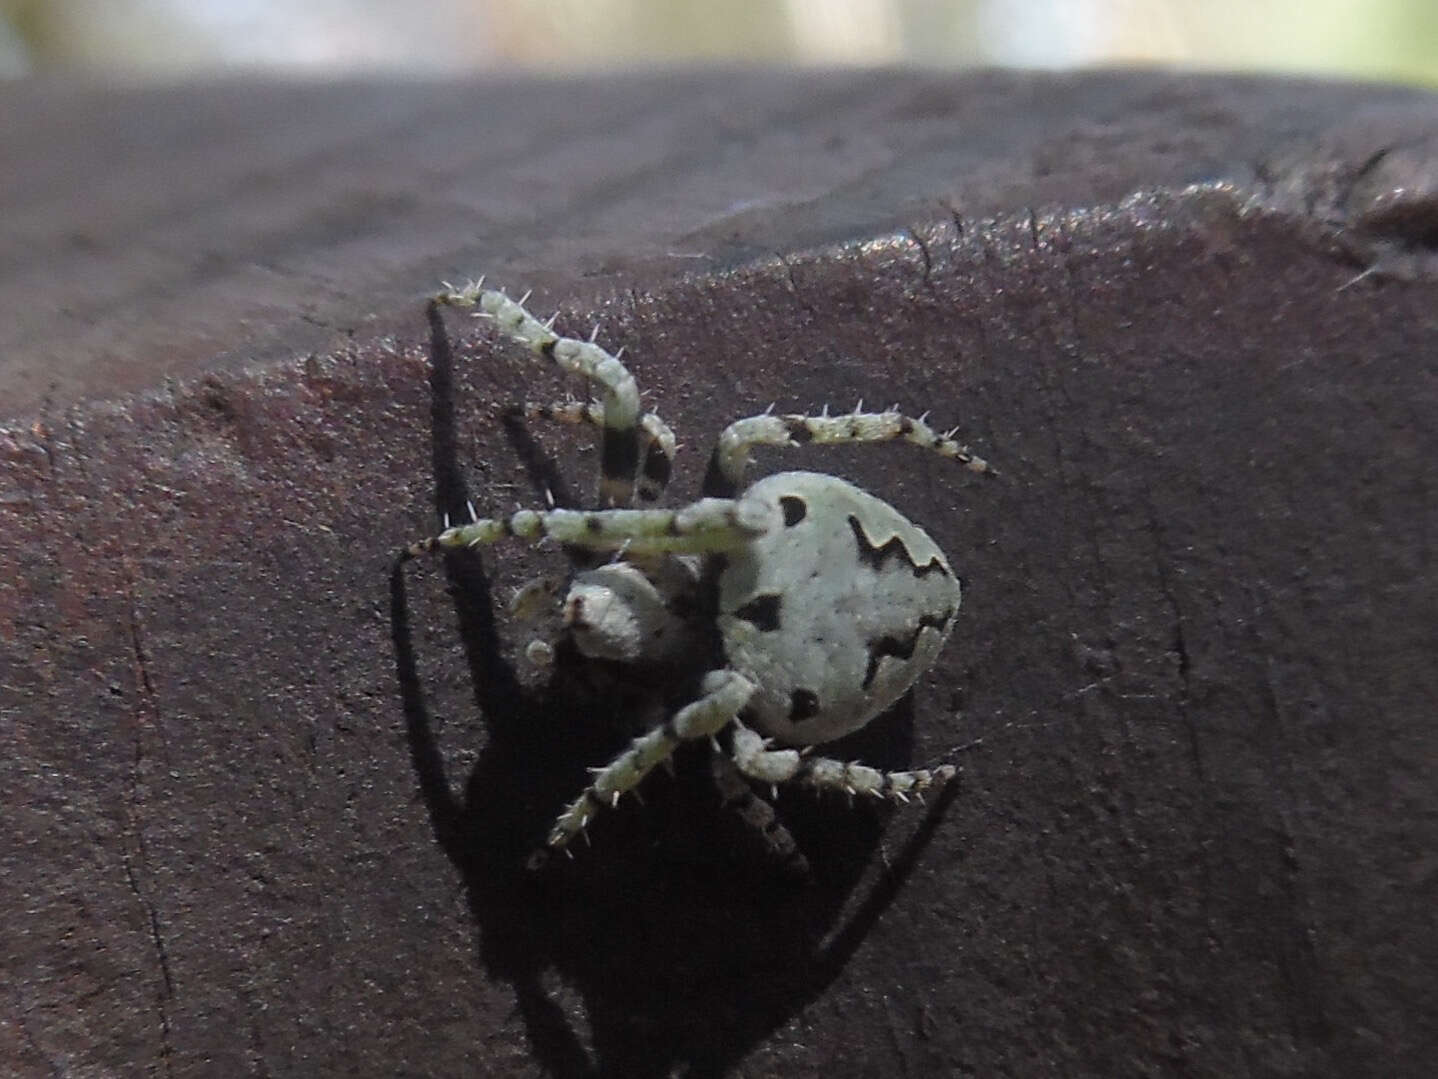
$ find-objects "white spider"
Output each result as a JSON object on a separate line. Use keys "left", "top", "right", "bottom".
{"left": 401, "top": 280, "right": 994, "bottom": 854}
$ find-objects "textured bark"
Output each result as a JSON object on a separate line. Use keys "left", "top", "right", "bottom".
{"left": 3, "top": 71, "right": 1436, "bottom": 1078}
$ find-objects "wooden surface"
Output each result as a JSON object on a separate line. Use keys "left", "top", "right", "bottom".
{"left": 3, "top": 70, "right": 1437, "bottom": 1077}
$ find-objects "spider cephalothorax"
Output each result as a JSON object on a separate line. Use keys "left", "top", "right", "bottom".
{"left": 401, "top": 281, "right": 993, "bottom": 853}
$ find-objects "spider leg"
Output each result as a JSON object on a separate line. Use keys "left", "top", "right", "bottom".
{"left": 436, "top": 282, "right": 643, "bottom": 507}
{"left": 548, "top": 670, "right": 756, "bottom": 849}
{"left": 729, "top": 722, "right": 956, "bottom": 801}
{"left": 508, "top": 574, "right": 564, "bottom": 620}
{"left": 710, "top": 752, "right": 810, "bottom": 879}
{"left": 702, "top": 406, "right": 994, "bottom": 497}
{"left": 398, "top": 494, "right": 775, "bottom": 562}
{"left": 519, "top": 399, "right": 677, "bottom": 502}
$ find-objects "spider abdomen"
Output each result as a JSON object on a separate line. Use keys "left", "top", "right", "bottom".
{"left": 716, "top": 471, "right": 962, "bottom": 746}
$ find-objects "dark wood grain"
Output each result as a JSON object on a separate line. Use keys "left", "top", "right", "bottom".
{"left": 3, "top": 71, "right": 1436, "bottom": 1078}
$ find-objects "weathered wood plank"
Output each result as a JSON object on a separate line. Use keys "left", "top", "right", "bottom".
{"left": 3, "top": 71, "right": 1436, "bottom": 1077}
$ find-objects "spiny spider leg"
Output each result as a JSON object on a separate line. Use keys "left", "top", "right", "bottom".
{"left": 703, "top": 405, "right": 994, "bottom": 497}
{"left": 399, "top": 494, "right": 775, "bottom": 562}
{"left": 436, "top": 283, "right": 643, "bottom": 507}
{"left": 549, "top": 670, "right": 756, "bottom": 849}
{"left": 729, "top": 722, "right": 956, "bottom": 802}
{"left": 509, "top": 574, "right": 564, "bottom": 620}
{"left": 520, "top": 400, "right": 677, "bottom": 502}
{"left": 710, "top": 752, "right": 810, "bottom": 878}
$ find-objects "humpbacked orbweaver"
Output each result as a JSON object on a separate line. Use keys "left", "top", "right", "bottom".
{"left": 400, "top": 281, "right": 993, "bottom": 855}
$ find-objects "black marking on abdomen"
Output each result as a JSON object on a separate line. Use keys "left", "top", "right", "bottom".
{"left": 733, "top": 593, "right": 783, "bottom": 631}
{"left": 780, "top": 496, "right": 807, "bottom": 526}
{"left": 847, "top": 515, "right": 948, "bottom": 577}
{"left": 789, "top": 688, "right": 821, "bottom": 720}
{"left": 861, "top": 610, "right": 953, "bottom": 689}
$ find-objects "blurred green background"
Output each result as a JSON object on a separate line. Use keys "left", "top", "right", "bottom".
{"left": 2, "top": 0, "right": 1435, "bottom": 83}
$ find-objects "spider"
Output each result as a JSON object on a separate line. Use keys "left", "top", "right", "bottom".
{"left": 400, "top": 280, "right": 994, "bottom": 855}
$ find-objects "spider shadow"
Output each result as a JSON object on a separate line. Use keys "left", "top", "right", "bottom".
{"left": 387, "top": 301, "right": 960, "bottom": 1078}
